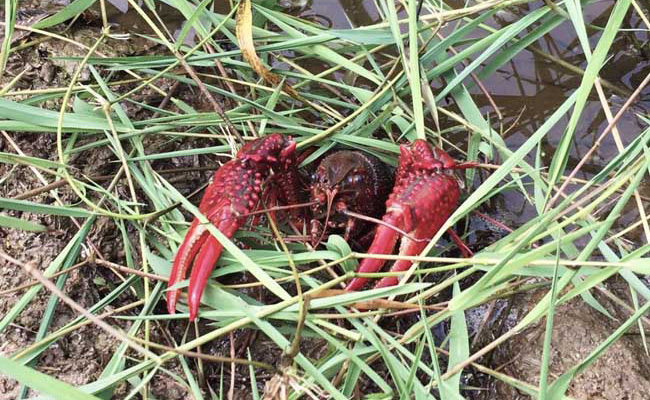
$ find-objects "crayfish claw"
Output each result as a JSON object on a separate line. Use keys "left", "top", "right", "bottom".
{"left": 166, "top": 220, "right": 206, "bottom": 315}
{"left": 347, "top": 140, "right": 474, "bottom": 290}
{"left": 187, "top": 234, "right": 222, "bottom": 320}
{"left": 166, "top": 134, "right": 298, "bottom": 320}
{"left": 345, "top": 217, "right": 400, "bottom": 291}
{"left": 167, "top": 212, "right": 242, "bottom": 320}
{"left": 187, "top": 219, "right": 239, "bottom": 320}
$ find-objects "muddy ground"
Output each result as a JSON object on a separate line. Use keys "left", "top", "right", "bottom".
{"left": 481, "top": 281, "right": 650, "bottom": 400}
{"left": 0, "top": 6, "right": 211, "bottom": 398}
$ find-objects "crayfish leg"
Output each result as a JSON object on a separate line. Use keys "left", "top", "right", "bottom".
{"left": 447, "top": 228, "right": 473, "bottom": 258}
{"left": 167, "top": 220, "right": 207, "bottom": 315}
{"left": 373, "top": 228, "right": 472, "bottom": 289}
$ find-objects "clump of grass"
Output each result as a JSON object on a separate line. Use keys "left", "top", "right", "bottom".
{"left": 0, "top": 0, "right": 649, "bottom": 398}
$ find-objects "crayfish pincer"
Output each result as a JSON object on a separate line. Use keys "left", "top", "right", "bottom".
{"left": 166, "top": 134, "right": 298, "bottom": 320}
{"left": 346, "top": 139, "right": 476, "bottom": 290}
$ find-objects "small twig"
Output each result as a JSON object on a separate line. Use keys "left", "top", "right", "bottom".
{"left": 606, "top": 208, "right": 650, "bottom": 243}
{"left": 177, "top": 56, "right": 243, "bottom": 144}
{"left": 228, "top": 332, "right": 236, "bottom": 400}
{"left": 0, "top": 260, "right": 88, "bottom": 296}
{"left": 594, "top": 285, "right": 650, "bottom": 330}
{"left": 543, "top": 0, "right": 570, "bottom": 19}
{"left": 285, "top": 296, "right": 310, "bottom": 360}
{"left": 192, "top": 322, "right": 206, "bottom": 389}
{"left": 150, "top": 80, "right": 180, "bottom": 119}
{"left": 94, "top": 259, "right": 168, "bottom": 282}
{"left": 502, "top": 106, "right": 526, "bottom": 136}
{"left": 416, "top": 0, "right": 425, "bottom": 18}
{"left": 330, "top": 359, "right": 349, "bottom": 389}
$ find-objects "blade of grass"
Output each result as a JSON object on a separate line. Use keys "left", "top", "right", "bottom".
{"left": 0, "top": 214, "right": 47, "bottom": 232}
{"left": 538, "top": 244, "right": 562, "bottom": 400}
{"left": 546, "top": 0, "right": 633, "bottom": 203}
{"left": 0, "top": 357, "right": 101, "bottom": 400}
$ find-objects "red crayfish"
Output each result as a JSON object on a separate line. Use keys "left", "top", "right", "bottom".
{"left": 166, "top": 134, "right": 475, "bottom": 320}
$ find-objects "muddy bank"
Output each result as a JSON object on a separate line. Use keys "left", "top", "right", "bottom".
{"left": 485, "top": 284, "right": 650, "bottom": 400}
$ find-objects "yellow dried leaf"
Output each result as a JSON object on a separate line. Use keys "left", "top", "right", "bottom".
{"left": 313, "top": 289, "right": 440, "bottom": 311}
{"left": 236, "top": 0, "right": 300, "bottom": 100}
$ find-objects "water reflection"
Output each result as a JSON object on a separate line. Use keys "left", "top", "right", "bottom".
{"left": 93, "top": 0, "right": 650, "bottom": 231}
{"left": 290, "top": 0, "right": 650, "bottom": 232}
{"left": 336, "top": 0, "right": 380, "bottom": 27}
{"left": 290, "top": 0, "right": 379, "bottom": 28}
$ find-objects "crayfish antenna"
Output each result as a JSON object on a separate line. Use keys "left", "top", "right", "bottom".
{"left": 452, "top": 161, "right": 479, "bottom": 170}
{"left": 345, "top": 215, "right": 400, "bottom": 291}
{"left": 167, "top": 220, "right": 207, "bottom": 315}
{"left": 313, "top": 188, "right": 337, "bottom": 247}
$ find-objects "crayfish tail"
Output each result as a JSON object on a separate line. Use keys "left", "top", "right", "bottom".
{"left": 167, "top": 220, "right": 206, "bottom": 315}
{"left": 346, "top": 218, "right": 400, "bottom": 291}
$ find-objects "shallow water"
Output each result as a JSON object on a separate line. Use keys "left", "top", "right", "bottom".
{"left": 98, "top": 0, "right": 650, "bottom": 183}
{"left": 282, "top": 0, "right": 650, "bottom": 232}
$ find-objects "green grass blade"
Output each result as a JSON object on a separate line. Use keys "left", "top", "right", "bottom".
{"left": 0, "top": 197, "right": 92, "bottom": 217}
{"left": 546, "top": 0, "right": 632, "bottom": 195}
{"left": 0, "top": 356, "right": 101, "bottom": 400}
{"left": 0, "top": 214, "right": 47, "bottom": 232}
{"left": 445, "top": 281, "right": 469, "bottom": 394}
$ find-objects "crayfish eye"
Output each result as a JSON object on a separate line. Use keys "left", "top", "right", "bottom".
{"left": 310, "top": 172, "right": 319, "bottom": 183}
{"left": 345, "top": 174, "right": 361, "bottom": 185}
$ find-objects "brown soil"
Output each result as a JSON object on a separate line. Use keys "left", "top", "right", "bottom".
{"left": 489, "top": 283, "right": 650, "bottom": 400}
{"left": 0, "top": 5, "right": 194, "bottom": 398}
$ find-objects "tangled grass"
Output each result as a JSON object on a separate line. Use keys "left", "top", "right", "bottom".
{"left": 0, "top": 0, "right": 649, "bottom": 398}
